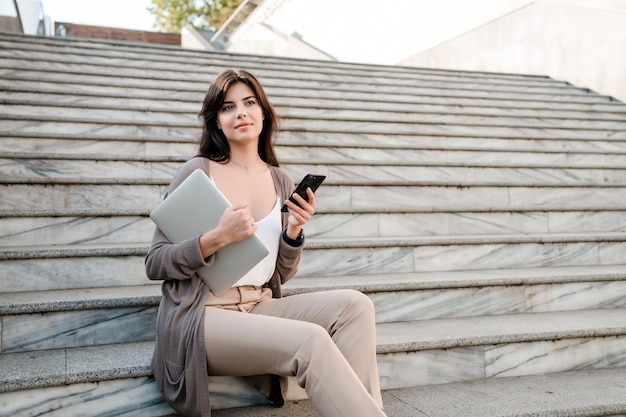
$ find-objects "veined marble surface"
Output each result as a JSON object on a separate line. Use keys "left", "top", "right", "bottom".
{"left": 0, "top": 256, "right": 149, "bottom": 293}
{"left": 0, "top": 103, "right": 198, "bottom": 126}
{"left": 379, "top": 347, "right": 485, "bottom": 390}
{"left": 279, "top": 107, "right": 626, "bottom": 132}
{"left": 4, "top": 211, "right": 626, "bottom": 248}
{"left": 0, "top": 184, "right": 165, "bottom": 211}
{"left": 278, "top": 131, "right": 626, "bottom": 154}
{"left": 312, "top": 184, "right": 626, "bottom": 213}
{"left": 526, "top": 281, "right": 626, "bottom": 312}
{"left": 277, "top": 145, "right": 626, "bottom": 168}
{"left": 0, "top": 375, "right": 273, "bottom": 417}
{"left": 0, "top": 158, "right": 180, "bottom": 181}
{"left": 8, "top": 157, "right": 626, "bottom": 186}
{"left": 8, "top": 86, "right": 622, "bottom": 125}
{"left": 0, "top": 137, "right": 196, "bottom": 158}
{"left": 287, "top": 164, "right": 626, "bottom": 186}
{"left": 2, "top": 279, "right": 625, "bottom": 354}
{"left": 377, "top": 335, "right": 626, "bottom": 390}
{"left": 485, "top": 336, "right": 626, "bottom": 378}
{"left": 413, "top": 241, "right": 626, "bottom": 272}
{"left": 4, "top": 239, "right": 626, "bottom": 293}
{"left": 2, "top": 306, "right": 157, "bottom": 353}
{"left": 0, "top": 119, "right": 198, "bottom": 140}
{"left": 0, "top": 60, "right": 583, "bottom": 107}
{"left": 0, "top": 377, "right": 174, "bottom": 417}
{"left": 372, "top": 281, "right": 626, "bottom": 323}
{"left": 1, "top": 216, "right": 154, "bottom": 247}
{"left": 2, "top": 336, "right": 624, "bottom": 415}
{"left": 271, "top": 96, "right": 624, "bottom": 121}
{"left": 299, "top": 241, "right": 626, "bottom": 276}
{"left": 278, "top": 118, "right": 626, "bottom": 141}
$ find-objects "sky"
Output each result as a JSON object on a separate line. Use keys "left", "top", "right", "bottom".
{"left": 33, "top": 0, "right": 531, "bottom": 65}
{"left": 42, "top": 0, "right": 156, "bottom": 31}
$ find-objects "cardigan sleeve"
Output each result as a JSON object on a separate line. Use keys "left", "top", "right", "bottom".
{"left": 270, "top": 166, "right": 305, "bottom": 287}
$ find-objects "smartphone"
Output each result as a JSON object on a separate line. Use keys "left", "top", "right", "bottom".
{"left": 281, "top": 174, "right": 326, "bottom": 212}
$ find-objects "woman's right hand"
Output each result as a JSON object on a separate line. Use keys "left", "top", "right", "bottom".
{"left": 218, "top": 203, "right": 258, "bottom": 242}
{"left": 199, "top": 203, "right": 257, "bottom": 259}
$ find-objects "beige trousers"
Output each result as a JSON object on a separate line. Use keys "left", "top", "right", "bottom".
{"left": 203, "top": 287, "right": 387, "bottom": 417}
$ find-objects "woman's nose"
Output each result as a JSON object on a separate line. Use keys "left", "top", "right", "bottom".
{"left": 236, "top": 106, "right": 246, "bottom": 117}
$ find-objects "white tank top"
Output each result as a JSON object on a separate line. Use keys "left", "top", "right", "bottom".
{"left": 232, "top": 196, "right": 282, "bottom": 287}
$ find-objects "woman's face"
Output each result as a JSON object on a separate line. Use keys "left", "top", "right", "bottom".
{"left": 216, "top": 82, "right": 264, "bottom": 146}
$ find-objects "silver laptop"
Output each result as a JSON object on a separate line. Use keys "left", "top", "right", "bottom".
{"left": 150, "top": 169, "right": 270, "bottom": 296}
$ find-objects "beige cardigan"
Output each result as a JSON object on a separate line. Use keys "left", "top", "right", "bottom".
{"left": 145, "top": 157, "right": 303, "bottom": 417}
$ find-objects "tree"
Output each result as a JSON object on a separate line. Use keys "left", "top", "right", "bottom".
{"left": 148, "top": 0, "right": 243, "bottom": 33}
{"left": 208, "top": 0, "right": 244, "bottom": 30}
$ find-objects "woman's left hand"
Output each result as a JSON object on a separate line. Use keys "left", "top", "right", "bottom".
{"left": 284, "top": 187, "right": 316, "bottom": 238}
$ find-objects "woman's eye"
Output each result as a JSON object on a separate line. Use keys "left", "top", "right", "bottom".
{"left": 246, "top": 100, "right": 256, "bottom": 106}
{"left": 222, "top": 105, "right": 233, "bottom": 111}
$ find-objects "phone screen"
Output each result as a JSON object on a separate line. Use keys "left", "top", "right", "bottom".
{"left": 281, "top": 174, "right": 326, "bottom": 212}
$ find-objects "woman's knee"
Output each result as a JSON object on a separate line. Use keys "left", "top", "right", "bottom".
{"left": 296, "top": 322, "right": 337, "bottom": 364}
{"left": 339, "top": 289, "right": 375, "bottom": 318}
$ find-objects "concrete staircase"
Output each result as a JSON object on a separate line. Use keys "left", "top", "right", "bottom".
{"left": 1, "top": 32, "right": 626, "bottom": 416}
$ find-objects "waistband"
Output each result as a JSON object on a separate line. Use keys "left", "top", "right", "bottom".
{"left": 205, "top": 285, "right": 272, "bottom": 312}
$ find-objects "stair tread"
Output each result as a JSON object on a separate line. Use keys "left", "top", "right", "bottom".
{"left": 3, "top": 231, "right": 626, "bottom": 256}
{"left": 378, "top": 308, "right": 626, "bottom": 353}
{"left": 0, "top": 50, "right": 578, "bottom": 91}
{"left": 0, "top": 33, "right": 581, "bottom": 84}
{"left": 210, "top": 367, "right": 626, "bottom": 417}
{"left": 1, "top": 309, "right": 625, "bottom": 392}
{"left": 3, "top": 90, "right": 626, "bottom": 122}
{"left": 2, "top": 265, "right": 626, "bottom": 314}
{"left": 0, "top": 285, "right": 162, "bottom": 314}
{"left": 0, "top": 341, "right": 154, "bottom": 393}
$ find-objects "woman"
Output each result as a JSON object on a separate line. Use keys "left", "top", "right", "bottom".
{"left": 145, "top": 68, "right": 387, "bottom": 417}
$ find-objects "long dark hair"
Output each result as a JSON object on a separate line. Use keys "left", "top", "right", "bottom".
{"left": 197, "top": 68, "right": 280, "bottom": 166}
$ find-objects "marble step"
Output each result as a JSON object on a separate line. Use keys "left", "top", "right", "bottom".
{"left": 277, "top": 145, "right": 626, "bottom": 166}
{"left": 4, "top": 209, "right": 626, "bottom": 248}
{"left": 2, "top": 233, "right": 626, "bottom": 291}
{"left": 1, "top": 265, "right": 626, "bottom": 352}
{"left": 2, "top": 77, "right": 624, "bottom": 118}
{"left": 5, "top": 157, "right": 626, "bottom": 185}
{"left": 0, "top": 68, "right": 612, "bottom": 111}
{"left": 299, "top": 233, "right": 626, "bottom": 276}
{"left": 0, "top": 42, "right": 610, "bottom": 101}
{"left": 3, "top": 98, "right": 624, "bottom": 139}
{"left": 0, "top": 146, "right": 626, "bottom": 171}
{"left": 0, "top": 33, "right": 576, "bottom": 87}
{"left": 4, "top": 86, "right": 626, "bottom": 123}
{"left": 0, "top": 136, "right": 197, "bottom": 158}
{"left": 3, "top": 67, "right": 599, "bottom": 112}
{"left": 4, "top": 181, "right": 626, "bottom": 212}
{"left": 3, "top": 133, "right": 626, "bottom": 158}
{"left": 3, "top": 115, "right": 625, "bottom": 142}
{"left": 0, "top": 49, "right": 597, "bottom": 100}
{"left": 211, "top": 368, "right": 626, "bottom": 417}
{"left": 0, "top": 42, "right": 576, "bottom": 92}
{"left": 377, "top": 308, "right": 626, "bottom": 389}
{"left": 1, "top": 309, "right": 625, "bottom": 415}
{"left": 4, "top": 103, "right": 626, "bottom": 134}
